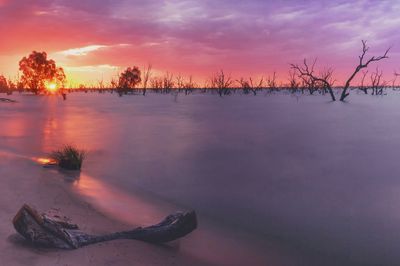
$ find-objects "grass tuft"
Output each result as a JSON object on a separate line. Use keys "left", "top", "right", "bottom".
{"left": 50, "top": 145, "right": 86, "bottom": 170}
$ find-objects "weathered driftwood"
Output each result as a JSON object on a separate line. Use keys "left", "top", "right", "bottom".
{"left": 0, "top": 98, "right": 16, "bottom": 103}
{"left": 13, "top": 204, "right": 197, "bottom": 249}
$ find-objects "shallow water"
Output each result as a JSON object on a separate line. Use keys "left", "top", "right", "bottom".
{"left": 2, "top": 91, "right": 400, "bottom": 265}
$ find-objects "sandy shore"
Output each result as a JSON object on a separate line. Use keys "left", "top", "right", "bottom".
{"left": 0, "top": 152, "right": 210, "bottom": 266}
{"left": 0, "top": 150, "right": 358, "bottom": 266}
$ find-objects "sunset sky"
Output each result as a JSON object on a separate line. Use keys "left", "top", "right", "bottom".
{"left": 0, "top": 0, "right": 399, "bottom": 86}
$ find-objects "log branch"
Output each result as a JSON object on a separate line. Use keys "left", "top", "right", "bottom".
{"left": 13, "top": 204, "right": 197, "bottom": 249}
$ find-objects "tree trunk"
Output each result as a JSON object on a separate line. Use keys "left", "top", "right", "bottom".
{"left": 13, "top": 204, "right": 197, "bottom": 249}
{"left": 327, "top": 87, "right": 336, "bottom": 101}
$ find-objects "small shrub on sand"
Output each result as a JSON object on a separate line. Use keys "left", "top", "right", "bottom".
{"left": 50, "top": 145, "right": 86, "bottom": 170}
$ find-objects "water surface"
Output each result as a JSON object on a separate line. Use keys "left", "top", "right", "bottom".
{"left": 2, "top": 92, "right": 400, "bottom": 265}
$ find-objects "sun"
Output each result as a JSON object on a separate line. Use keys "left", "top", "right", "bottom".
{"left": 46, "top": 82, "right": 58, "bottom": 92}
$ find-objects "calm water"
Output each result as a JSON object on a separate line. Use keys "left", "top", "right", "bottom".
{"left": 2, "top": 92, "right": 400, "bottom": 265}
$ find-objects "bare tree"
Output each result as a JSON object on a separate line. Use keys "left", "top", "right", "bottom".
{"left": 319, "top": 69, "right": 336, "bottom": 96}
{"left": 162, "top": 72, "right": 174, "bottom": 93}
{"left": 393, "top": 71, "right": 400, "bottom": 90}
{"left": 98, "top": 78, "right": 105, "bottom": 90}
{"left": 210, "top": 70, "right": 233, "bottom": 96}
{"left": 340, "top": 40, "right": 390, "bottom": 101}
{"left": 142, "top": 64, "right": 152, "bottom": 95}
{"left": 358, "top": 70, "right": 369, "bottom": 94}
{"left": 288, "top": 70, "right": 300, "bottom": 93}
{"left": 267, "top": 72, "right": 277, "bottom": 90}
{"left": 110, "top": 77, "right": 118, "bottom": 89}
{"left": 150, "top": 77, "right": 163, "bottom": 91}
{"left": 175, "top": 74, "right": 185, "bottom": 90}
{"left": 184, "top": 76, "right": 196, "bottom": 95}
{"left": 370, "top": 67, "right": 385, "bottom": 95}
{"left": 237, "top": 78, "right": 251, "bottom": 95}
{"left": 291, "top": 61, "right": 319, "bottom": 95}
{"left": 291, "top": 59, "right": 336, "bottom": 101}
{"left": 237, "top": 77, "right": 263, "bottom": 95}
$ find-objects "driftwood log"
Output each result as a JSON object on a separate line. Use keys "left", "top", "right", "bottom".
{"left": 0, "top": 98, "right": 16, "bottom": 103}
{"left": 13, "top": 204, "right": 197, "bottom": 249}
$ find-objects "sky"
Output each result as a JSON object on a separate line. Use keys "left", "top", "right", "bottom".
{"left": 0, "top": 0, "right": 399, "bottom": 86}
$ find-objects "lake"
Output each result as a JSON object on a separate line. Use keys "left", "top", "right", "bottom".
{"left": 2, "top": 91, "right": 400, "bottom": 265}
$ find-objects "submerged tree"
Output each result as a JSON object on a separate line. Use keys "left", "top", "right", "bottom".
{"left": 287, "top": 70, "right": 300, "bottom": 93}
{"left": 176, "top": 74, "right": 196, "bottom": 95}
{"left": 210, "top": 70, "right": 233, "bottom": 96}
{"left": 237, "top": 77, "right": 264, "bottom": 95}
{"left": 370, "top": 67, "right": 385, "bottom": 95}
{"left": 162, "top": 72, "right": 174, "bottom": 93}
{"left": 358, "top": 70, "right": 369, "bottom": 94}
{"left": 141, "top": 64, "right": 152, "bottom": 95}
{"left": 291, "top": 59, "right": 336, "bottom": 101}
{"left": 340, "top": 40, "right": 390, "bottom": 101}
{"left": 267, "top": 72, "right": 278, "bottom": 90}
{"left": 118, "top": 66, "right": 142, "bottom": 90}
{"left": 150, "top": 76, "right": 163, "bottom": 90}
{"left": 393, "top": 71, "right": 400, "bottom": 90}
{"left": 19, "top": 51, "right": 66, "bottom": 94}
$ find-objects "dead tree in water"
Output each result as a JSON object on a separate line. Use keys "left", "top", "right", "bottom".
{"left": 393, "top": 72, "right": 400, "bottom": 90}
{"left": 237, "top": 77, "right": 264, "bottom": 95}
{"left": 288, "top": 70, "right": 300, "bottom": 93}
{"left": 184, "top": 76, "right": 196, "bottom": 95}
{"left": 291, "top": 59, "right": 336, "bottom": 101}
{"left": 162, "top": 72, "right": 174, "bottom": 93}
{"left": 175, "top": 74, "right": 185, "bottom": 90}
{"left": 358, "top": 70, "right": 369, "bottom": 94}
{"left": 267, "top": 72, "right": 278, "bottom": 91}
{"left": 142, "top": 64, "right": 152, "bottom": 96}
{"left": 319, "top": 69, "right": 336, "bottom": 96}
{"left": 13, "top": 204, "right": 197, "bottom": 249}
{"left": 150, "top": 77, "right": 163, "bottom": 92}
{"left": 340, "top": 40, "right": 390, "bottom": 101}
{"left": 370, "top": 67, "right": 385, "bottom": 95}
{"left": 302, "top": 76, "right": 317, "bottom": 95}
{"left": 211, "top": 70, "right": 233, "bottom": 96}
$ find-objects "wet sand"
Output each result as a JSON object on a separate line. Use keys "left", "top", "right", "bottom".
{"left": 0, "top": 152, "right": 209, "bottom": 266}
{"left": 0, "top": 149, "right": 342, "bottom": 266}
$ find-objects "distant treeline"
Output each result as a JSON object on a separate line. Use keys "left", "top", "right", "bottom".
{"left": 45, "top": 83, "right": 398, "bottom": 98}
{"left": 0, "top": 40, "right": 396, "bottom": 101}
{"left": 0, "top": 69, "right": 397, "bottom": 98}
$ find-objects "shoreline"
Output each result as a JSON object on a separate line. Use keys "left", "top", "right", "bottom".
{"left": 0, "top": 149, "right": 355, "bottom": 266}
{"left": 0, "top": 151, "right": 208, "bottom": 266}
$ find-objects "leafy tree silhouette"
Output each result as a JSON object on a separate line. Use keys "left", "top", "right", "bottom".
{"left": 118, "top": 66, "right": 141, "bottom": 90}
{"left": 19, "top": 51, "right": 66, "bottom": 94}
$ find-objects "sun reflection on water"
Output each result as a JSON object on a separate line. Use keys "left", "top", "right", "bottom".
{"left": 34, "top": 157, "right": 56, "bottom": 165}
